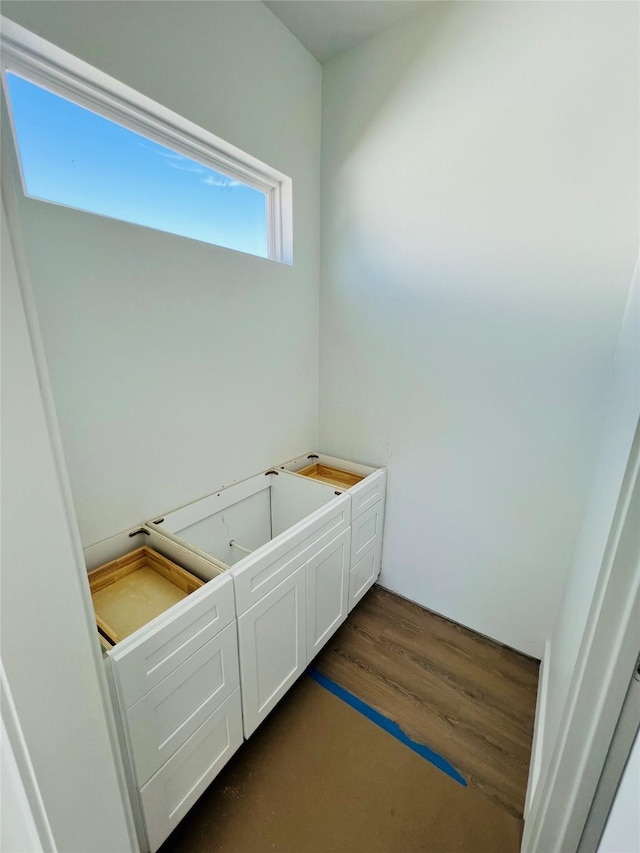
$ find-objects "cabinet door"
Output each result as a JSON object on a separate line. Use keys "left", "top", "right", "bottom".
{"left": 306, "top": 528, "right": 350, "bottom": 659}
{"left": 125, "top": 621, "right": 239, "bottom": 786}
{"left": 349, "top": 540, "right": 382, "bottom": 612}
{"left": 237, "top": 565, "right": 307, "bottom": 738}
{"left": 139, "top": 688, "right": 243, "bottom": 853}
{"left": 350, "top": 468, "right": 386, "bottom": 520}
{"left": 233, "top": 495, "right": 349, "bottom": 615}
{"left": 108, "top": 573, "right": 235, "bottom": 709}
{"left": 350, "top": 499, "right": 384, "bottom": 566}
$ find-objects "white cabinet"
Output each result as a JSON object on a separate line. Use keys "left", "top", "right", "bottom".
{"left": 139, "top": 689, "right": 243, "bottom": 853}
{"left": 236, "top": 523, "right": 351, "bottom": 737}
{"left": 348, "top": 496, "right": 385, "bottom": 611}
{"left": 231, "top": 490, "right": 350, "bottom": 615}
{"left": 278, "top": 452, "right": 385, "bottom": 515}
{"left": 280, "top": 452, "right": 386, "bottom": 609}
{"left": 238, "top": 563, "right": 307, "bottom": 737}
{"left": 106, "top": 567, "right": 236, "bottom": 710}
{"left": 152, "top": 473, "right": 353, "bottom": 738}
{"left": 349, "top": 538, "right": 383, "bottom": 611}
{"left": 350, "top": 499, "right": 384, "bottom": 565}
{"left": 124, "top": 621, "right": 240, "bottom": 786}
{"left": 350, "top": 469, "right": 386, "bottom": 519}
{"left": 87, "top": 452, "right": 385, "bottom": 851}
{"left": 306, "top": 528, "right": 350, "bottom": 659}
{"left": 148, "top": 455, "right": 386, "bottom": 740}
{"left": 88, "top": 531, "right": 242, "bottom": 853}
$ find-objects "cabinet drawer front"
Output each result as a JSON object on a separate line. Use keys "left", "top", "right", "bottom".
{"left": 109, "top": 574, "right": 235, "bottom": 709}
{"left": 349, "top": 541, "right": 382, "bottom": 612}
{"left": 126, "top": 621, "right": 240, "bottom": 786}
{"left": 350, "top": 469, "right": 386, "bottom": 520}
{"left": 307, "top": 528, "right": 350, "bottom": 659}
{"left": 238, "top": 565, "right": 307, "bottom": 738}
{"left": 233, "top": 496, "right": 349, "bottom": 616}
{"left": 350, "top": 499, "right": 384, "bottom": 565}
{"left": 139, "top": 688, "right": 243, "bottom": 853}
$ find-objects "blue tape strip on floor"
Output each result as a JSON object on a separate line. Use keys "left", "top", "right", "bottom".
{"left": 307, "top": 667, "right": 467, "bottom": 787}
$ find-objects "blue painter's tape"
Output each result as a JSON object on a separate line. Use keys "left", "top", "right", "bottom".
{"left": 307, "top": 667, "right": 467, "bottom": 787}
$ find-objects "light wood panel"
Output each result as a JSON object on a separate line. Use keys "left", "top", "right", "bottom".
{"left": 88, "top": 547, "right": 204, "bottom": 644}
{"left": 313, "top": 585, "right": 539, "bottom": 818}
{"left": 297, "top": 462, "right": 364, "bottom": 489}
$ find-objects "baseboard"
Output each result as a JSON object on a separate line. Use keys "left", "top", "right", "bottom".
{"left": 524, "top": 638, "right": 551, "bottom": 820}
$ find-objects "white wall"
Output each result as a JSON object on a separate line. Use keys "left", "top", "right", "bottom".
{"left": 598, "top": 732, "right": 640, "bottom": 853}
{"left": 1, "top": 193, "right": 133, "bottom": 851}
{"left": 320, "top": 1, "right": 639, "bottom": 656}
{"left": 2, "top": 0, "right": 322, "bottom": 547}
{"left": 1, "top": 716, "right": 45, "bottom": 853}
{"left": 538, "top": 264, "right": 640, "bottom": 791}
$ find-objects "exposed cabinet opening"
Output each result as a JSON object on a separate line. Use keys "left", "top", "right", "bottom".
{"left": 88, "top": 546, "right": 208, "bottom": 646}
{"left": 295, "top": 463, "right": 364, "bottom": 489}
{"left": 154, "top": 471, "right": 339, "bottom": 569}
{"left": 280, "top": 453, "right": 377, "bottom": 491}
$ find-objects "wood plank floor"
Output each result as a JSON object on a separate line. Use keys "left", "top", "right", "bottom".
{"left": 313, "top": 585, "right": 539, "bottom": 819}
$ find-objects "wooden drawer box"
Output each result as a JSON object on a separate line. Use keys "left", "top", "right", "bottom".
{"left": 295, "top": 461, "right": 364, "bottom": 489}
{"left": 88, "top": 546, "right": 204, "bottom": 646}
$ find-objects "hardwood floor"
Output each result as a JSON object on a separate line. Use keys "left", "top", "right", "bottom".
{"left": 313, "top": 585, "right": 539, "bottom": 819}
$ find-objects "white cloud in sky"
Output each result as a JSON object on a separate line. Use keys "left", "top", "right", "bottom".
{"left": 154, "top": 150, "right": 203, "bottom": 173}
{"left": 143, "top": 142, "right": 241, "bottom": 188}
{"left": 202, "top": 174, "right": 240, "bottom": 189}
{"left": 167, "top": 161, "right": 205, "bottom": 173}
{"left": 157, "top": 150, "right": 185, "bottom": 161}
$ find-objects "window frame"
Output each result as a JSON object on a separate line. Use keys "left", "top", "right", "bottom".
{"left": 0, "top": 17, "right": 293, "bottom": 264}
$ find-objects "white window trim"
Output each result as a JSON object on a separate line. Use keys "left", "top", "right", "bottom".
{"left": 0, "top": 17, "right": 293, "bottom": 264}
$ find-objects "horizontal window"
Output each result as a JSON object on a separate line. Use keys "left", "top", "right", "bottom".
{"left": 1, "top": 19, "right": 292, "bottom": 263}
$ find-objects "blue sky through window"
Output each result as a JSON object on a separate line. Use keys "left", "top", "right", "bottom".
{"left": 5, "top": 72, "right": 269, "bottom": 258}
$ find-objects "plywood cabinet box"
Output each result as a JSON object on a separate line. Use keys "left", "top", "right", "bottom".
{"left": 87, "top": 452, "right": 386, "bottom": 852}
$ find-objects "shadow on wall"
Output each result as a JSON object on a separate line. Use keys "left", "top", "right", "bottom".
{"left": 323, "top": 2, "right": 454, "bottom": 160}
{"left": 319, "top": 0, "right": 638, "bottom": 656}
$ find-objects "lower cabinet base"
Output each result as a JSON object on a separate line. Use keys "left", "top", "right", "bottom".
{"left": 100, "top": 459, "right": 385, "bottom": 851}
{"left": 139, "top": 688, "right": 243, "bottom": 852}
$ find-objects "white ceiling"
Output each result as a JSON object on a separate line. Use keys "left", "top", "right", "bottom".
{"left": 264, "top": 1, "right": 427, "bottom": 64}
